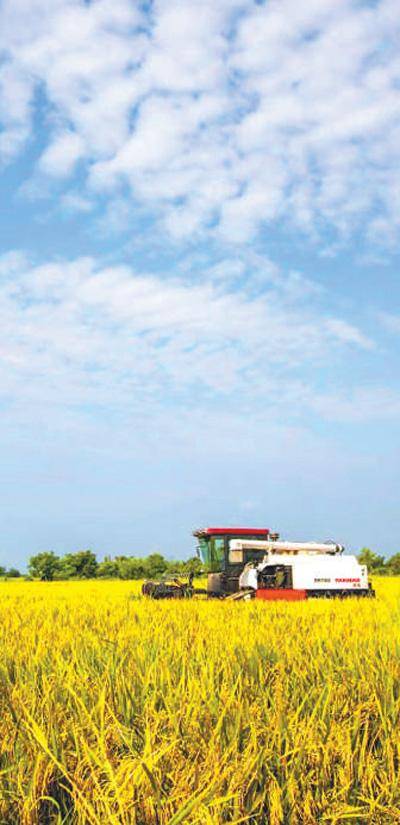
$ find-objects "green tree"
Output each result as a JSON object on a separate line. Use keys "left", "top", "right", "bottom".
{"left": 117, "top": 558, "right": 146, "bottom": 580}
{"left": 62, "top": 550, "right": 98, "bottom": 578}
{"left": 357, "top": 548, "right": 386, "bottom": 571}
{"left": 386, "top": 553, "right": 400, "bottom": 575}
{"left": 183, "top": 556, "right": 203, "bottom": 575}
{"left": 55, "top": 557, "right": 77, "bottom": 579}
{"left": 5, "top": 568, "right": 21, "bottom": 578}
{"left": 28, "top": 551, "right": 60, "bottom": 581}
{"left": 0, "top": 566, "right": 6, "bottom": 577}
{"left": 97, "top": 559, "right": 120, "bottom": 578}
{"left": 144, "top": 553, "right": 168, "bottom": 579}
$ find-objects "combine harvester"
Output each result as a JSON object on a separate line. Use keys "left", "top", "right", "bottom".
{"left": 142, "top": 527, "right": 375, "bottom": 600}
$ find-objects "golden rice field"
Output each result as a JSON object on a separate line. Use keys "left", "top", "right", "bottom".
{"left": 0, "top": 578, "right": 399, "bottom": 824}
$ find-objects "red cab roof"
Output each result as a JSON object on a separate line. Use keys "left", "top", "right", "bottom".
{"left": 193, "top": 527, "right": 270, "bottom": 537}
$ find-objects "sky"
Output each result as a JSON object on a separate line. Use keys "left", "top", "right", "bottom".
{"left": 1, "top": 0, "right": 400, "bottom": 567}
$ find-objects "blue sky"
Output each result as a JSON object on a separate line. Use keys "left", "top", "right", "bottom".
{"left": 1, "top": 0, "right": 400, "bottom": 567}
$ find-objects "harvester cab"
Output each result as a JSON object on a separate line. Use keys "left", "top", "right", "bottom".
{"left": 193, "top": 527, "right": 273, "bottom": 596}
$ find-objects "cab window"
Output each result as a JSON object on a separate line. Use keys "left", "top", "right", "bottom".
{"left": 211, "top": 538, "right": 225, "bottom": 563}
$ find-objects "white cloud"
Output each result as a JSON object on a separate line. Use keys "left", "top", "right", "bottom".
{"left": 60, "top": 192, "right": 93, "bottom": 213}
{"left": 0, "top": 251, "right": 375, "bottom": 420}
{"left": 325, "top": 318, "right": 374, "bottom": 350}
{"left": 310, "top": 387, "right": 400, "bottom": 422}
{"left": 0, "top": 0, "right": 399, "bottom": 244}
{"left": 0, "top": 62, "right": 33, "bottom": 162}
{"left": 39, "top": 131, "right": 85, "bottom": 177}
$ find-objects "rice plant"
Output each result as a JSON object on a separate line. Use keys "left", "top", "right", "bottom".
{"left": 0, "top": 578, "right": 399, "bottom": 824}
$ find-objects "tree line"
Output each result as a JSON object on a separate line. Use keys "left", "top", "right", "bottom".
{"left": 25, "top": 550, "right": 203, "bottom": 581}
{"left": 1, "top": 546, "right": 400, "bottom": 581}
{"left": 357, "top": 548, "right": 400, "bottom": 575}
{"left": 0, "top": 566, "right": 22, "bottom": 579}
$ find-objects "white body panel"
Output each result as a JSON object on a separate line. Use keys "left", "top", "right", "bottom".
{"left": 239, "top": 553, "right": 368, "bottom": 591}
{"left": 240, "top": 567, "right": 259, "bottom": 590}
{"left": 289, "top": 554, "right": 367, "bottom": 590}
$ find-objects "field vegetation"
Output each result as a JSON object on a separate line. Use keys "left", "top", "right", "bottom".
{"left": 0, "top": 578, "right": 399, "bottom": 823}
